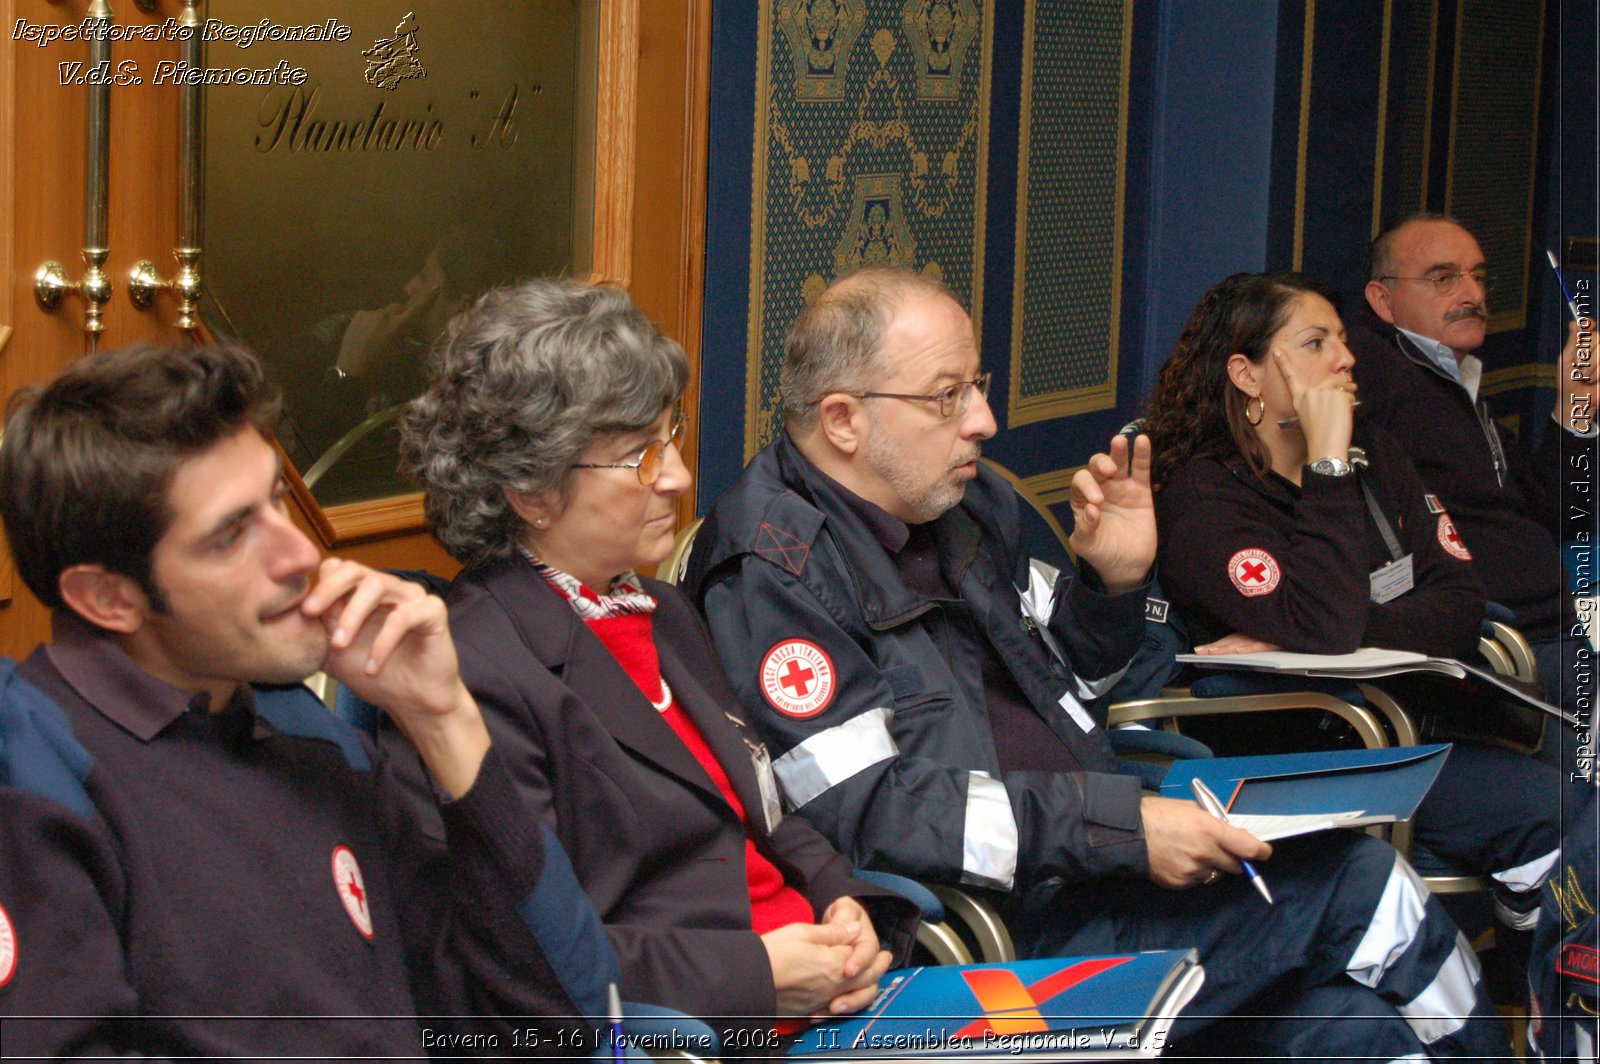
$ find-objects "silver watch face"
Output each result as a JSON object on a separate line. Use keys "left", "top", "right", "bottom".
{"left": 1311, "top": 457, "right": 1351, "bottom": 476}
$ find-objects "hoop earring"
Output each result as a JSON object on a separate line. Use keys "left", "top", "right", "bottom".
{"left": 1244, "top": 395, "right": 1265, "bottom": 427}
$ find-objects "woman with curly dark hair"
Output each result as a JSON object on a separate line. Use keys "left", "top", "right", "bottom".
{"left": 1146, "top": 270, "right": 1559, "bottom": 990}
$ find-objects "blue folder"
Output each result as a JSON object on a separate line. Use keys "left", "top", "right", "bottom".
{"left": 1158, "top": 744, "right": 1450, "bottom": 828}
{"left": 788, "top": 949, "right": 1203, "bottom": 1059}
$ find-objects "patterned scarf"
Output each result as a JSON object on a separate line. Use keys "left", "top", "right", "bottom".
{"left": 518, "top": 548, "right": 657, "bottom": 620}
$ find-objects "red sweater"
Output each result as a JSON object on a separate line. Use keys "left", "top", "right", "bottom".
{"left": 584, "top": 610, "right": 814, "bottom": 937}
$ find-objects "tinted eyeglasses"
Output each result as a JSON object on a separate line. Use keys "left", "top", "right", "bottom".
{"left": 571, "top": 413, "right": 687, "bottom": 485}
{"left": 850, "top": 372, "right": 992, "bottom": 419}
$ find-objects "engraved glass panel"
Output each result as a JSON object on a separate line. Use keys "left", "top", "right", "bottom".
{"left": 201, "top": 1, "right": 596, "bottom": 506}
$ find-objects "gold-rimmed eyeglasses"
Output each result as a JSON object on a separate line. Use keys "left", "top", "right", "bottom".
{"left": 572, "top": 413, "right": 687, "bottom": 485}
{"left": 1379, "top": 268, "right": 1494, "bottom": 297}
{"left": 848, "top": 372, "right": 992, "bottom": 419}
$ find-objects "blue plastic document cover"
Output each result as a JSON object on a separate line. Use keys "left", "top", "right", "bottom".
{"left": 788, "top": 949, "right": 1201, "bottom": 1058}
{"left": 1158, "top": 744, "right": 1450, "bottom": 820}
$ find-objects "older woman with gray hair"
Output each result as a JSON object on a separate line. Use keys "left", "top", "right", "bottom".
{"left": 401, "top": 278, "right": 915, "bottom": 1046}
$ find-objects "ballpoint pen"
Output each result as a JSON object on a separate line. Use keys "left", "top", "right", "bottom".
{"left": 1547, "top": 249, "right": 1585, "bottom": 324}
{"left": 609, "top": 982, "right": 625, "bottom": 1064}
{"left": 1189, "top": 777, "right": 1274, "bottom": 905}
{"left": 1277, "top": 399, "right": 1361, "bottom": 429}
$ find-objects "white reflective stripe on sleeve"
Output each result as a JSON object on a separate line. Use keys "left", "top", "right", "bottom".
{"left": 1399, "top": 933, "right": 1482, "bottom": 1045}
{"left": 1535, "top": 1020, "right": 1598, "bottom": 1063}
{"left": 1056, "top": 688, "right": 1096, "bottom": 733}
{"left": 1074, "top": 662, "right": 1130, "bottom": 701}
{"left": 959, "top": 771, "right": 1019, "bottom": 890}
{"left": 1493, "top": 896, "right": 1541, "bottom": 931}
{"left": 1347, "top": 852, "right": 1430, "bottom": 988}
{"left": 1025, "top": 558, "right": 1061, "bottom": 609}
{"left": 1491, "top": 846, "right": 1560, "bottom": 893}
{"left": 770, "top": 707, "right": 896, "bottom": 810}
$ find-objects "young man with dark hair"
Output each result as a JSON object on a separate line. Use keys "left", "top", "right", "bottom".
{"left": 0, "top": 343, "right": 612, "bottom": 1058}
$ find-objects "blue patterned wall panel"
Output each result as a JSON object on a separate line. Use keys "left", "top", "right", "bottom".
{"left": 1008, "top": 0, "right": 1131, "bottom": 430}
{"left": 744, "top": 0, "right": 994, "bottom": 456}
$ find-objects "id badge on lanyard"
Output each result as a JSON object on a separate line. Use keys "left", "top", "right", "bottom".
{"left": 1369, "top": 555, "right": 1416, "bottom": 603}
{"left": 1357, "top": 462, "right": 1412, "bottom": 603}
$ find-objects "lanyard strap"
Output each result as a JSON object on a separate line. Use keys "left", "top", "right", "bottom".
{"left": 1391, "top": 331, "right": 1507, "bottom": 486}
{"left": 1475, "top": 399, "right": 1510, "bottom": 487}
{"left": 1356, "top": 466, "right": 1405, "bottom": 562}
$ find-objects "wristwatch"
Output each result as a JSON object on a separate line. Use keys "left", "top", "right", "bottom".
{"left": 1309, "top": 456, "right": 1354, "bottom": 477}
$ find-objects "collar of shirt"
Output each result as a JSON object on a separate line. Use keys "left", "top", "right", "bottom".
{"left": 810, "top": 463, "right": 913, "bottom": 555}
{"left": 1397, "top": 324, "right": 1484, "bottom": 401}
{"left": 44, "top": 609, "right": 255, "bottom": 742}
{"left": 804, "top": 461, "right": 968, "bottom": 601}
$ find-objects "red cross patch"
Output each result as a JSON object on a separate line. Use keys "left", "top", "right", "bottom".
{"left": 0, "top": 899, "right": 16, "bottom": 988}
{"left": 759, "top": 640, "right": 837, "bottom": 719}
{"left": 1436, "top": 514, "right": 1473, "bottom": 560}
{"left": 331, "top": 845, "right": 374, "bottom": 940}
{"left": 1228, "top": 548, "right": 1281, "bottom": 597}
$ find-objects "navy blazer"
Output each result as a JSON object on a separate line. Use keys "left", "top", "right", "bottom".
{"left": 439, "top": 557, "right": 917, "bottom": 1028}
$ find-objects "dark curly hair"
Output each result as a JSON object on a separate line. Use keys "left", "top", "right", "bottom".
{"left": 1144, "top": 271, "right": 1341, "bottom": 489}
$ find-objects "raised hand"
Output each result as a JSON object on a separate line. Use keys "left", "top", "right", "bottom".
{"left": 1067, "top": 432, "right": 1156, "bottom": 595}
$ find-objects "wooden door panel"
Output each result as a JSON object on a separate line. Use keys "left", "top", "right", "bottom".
{"left": 1, "top": 0, "right": 708, "bottom": 660}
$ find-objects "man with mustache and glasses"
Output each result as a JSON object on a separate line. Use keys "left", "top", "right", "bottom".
{"left": 685, "top": 266, "right": 1511, "bottom": 1059}
{"left": 0, "top": 343, "right": 614, "bottom": 1059}
{"left": 1352, "top": 214, "right": 1597, "bottom": 752}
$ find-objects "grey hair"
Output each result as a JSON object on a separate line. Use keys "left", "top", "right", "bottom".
{"left": 780, "top": 267, "right": 958, "bottom": 433}
{"left": 1367, "top": 212, "right": 1467, "bottom": 282}
{"left": 401, "top": 278, "right": 687, "bottom": 569}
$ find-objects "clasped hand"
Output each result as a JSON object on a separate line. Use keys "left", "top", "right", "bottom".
{"left": 764, "top": 897, "right": 892, "bottom": 1022}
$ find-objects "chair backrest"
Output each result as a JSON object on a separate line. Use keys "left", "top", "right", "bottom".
{"left": 976, "top": 457, "right": 1073, "bottom": 572}
{"left": 656, "top": 517, "right": 705, "bottom": 587}
{"left": 1480, "top": 618, "right": 1539, "bottom": 686}
{"left": 303, "top": 671, "right": 338, "bottom": 709}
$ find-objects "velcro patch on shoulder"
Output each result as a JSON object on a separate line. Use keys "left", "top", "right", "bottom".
{"left": 753, "top": 522, "right": 811, "bottom": 576}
